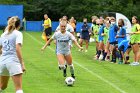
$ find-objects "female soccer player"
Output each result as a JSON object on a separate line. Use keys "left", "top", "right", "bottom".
{"left": 41, "top": 20, "right": 83, "bottom": 79}
{"left": 129, "top": 16, "right": 140, "bottom": 66}
{"left": 79, "top": 18, "right": 90, "bottom": 52}
{"left": 0, "top": 16, "right": 25, "bottom": 93}
{"left": 118, "top": 40, "right": 131, "bottom": 64}
{"left": 102, "top": 20, "right": 110, "bottom": 61}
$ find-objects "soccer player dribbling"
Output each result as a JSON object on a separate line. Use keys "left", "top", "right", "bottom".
{"left": 41, "top": 20, "right": 83, "bottom": 79}
{"left": 0, "top": 16, "right": 25, "bottom": 93}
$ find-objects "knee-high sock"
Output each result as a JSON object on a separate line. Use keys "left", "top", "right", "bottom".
{"left": 69, "top": 64, "right": 74, "bottom": 75}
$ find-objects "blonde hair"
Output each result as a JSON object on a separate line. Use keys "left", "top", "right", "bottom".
{"left": 5, "top": 16, "right": 20, "bottom": 34}
{"left": 60, "top": 20, "right": 67, "bottom": 26}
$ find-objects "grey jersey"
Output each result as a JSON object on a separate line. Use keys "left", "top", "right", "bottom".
{"left": 52, "top": 31, "right": 75, "bottom": 53}
{"left": 0, "top": 30, "right": 23, "bottom": 63}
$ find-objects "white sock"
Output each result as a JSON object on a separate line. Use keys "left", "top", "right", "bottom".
{"left": 16, "top": 90, "right": 23, "bottom": 93}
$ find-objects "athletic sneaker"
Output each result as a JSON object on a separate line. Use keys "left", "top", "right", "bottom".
{"left": 118, "top": 61, "right": 123, "bottom": 64}
{"left": 85, "top": 50, "right": 88, "bottom": 52}
{"left": 71, "top": 74, "right": 75, "bottom": 79}
{"left": 129, "top": 62, "right": 140, "bottom": 66}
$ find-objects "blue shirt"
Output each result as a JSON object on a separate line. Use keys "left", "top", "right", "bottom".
{"left": 118, "top": 40, "right": 129, "bottom": 53}
{"left": 109, "top": 24, "right": 118, "bottom": 43}
{"left": 81, "top": 24, "right": 90, "bottom": 33}
{"left": 98, "top": 25, "right": 104, "bottom": 41}
{"left": 117, "top": 26, "right": 126, "bottom": 44}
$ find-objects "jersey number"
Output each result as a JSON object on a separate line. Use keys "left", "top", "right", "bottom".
{"left": 3, "top": 39, "right": 10, "bottom": 51}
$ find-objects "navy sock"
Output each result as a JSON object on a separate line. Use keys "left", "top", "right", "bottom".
{"left": 103, "top": 52, "right": 107, "bottom": 60}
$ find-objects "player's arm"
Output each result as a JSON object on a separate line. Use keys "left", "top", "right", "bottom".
{"left": 16, "top": 43, "right": 26, "bottom": 72}
{"left": 0, "top": 46, "right": 2, "bottom": 54}
{"left": 41, "top": 38, "right": 53, "bottom": 51}
{"left": 73, "top": 39, "right": 83, "bottom": 50}
{"left": 70, "top": 33, "right": 83, "bottom": 49}
{"left": 16, "top": 32, "right": 26, "bottom": 72}
{"left": 43, "top": 24, "right": 50, "bottom": 27}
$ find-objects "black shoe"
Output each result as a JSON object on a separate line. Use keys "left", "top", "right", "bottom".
{"left": 59, "top": 67, "right": 61, "bottom": 70}
{"left": 101, "top": 59, "right": 105, "bottom": 61}
{"left": 71, "top": 74, "right": 75, "bottom": 79}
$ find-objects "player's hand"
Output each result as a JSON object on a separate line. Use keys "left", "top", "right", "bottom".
{"left": 80, "top": 47, "right": 84, "bottom": 50}
{"left": 21, "top": 63, "right": 26, "bottom": 72}
{"left": 115, "top": 35, "right": 119, "bottom": 38}
{"left": 129, "top": 32, "right": 134, "bottom": 35}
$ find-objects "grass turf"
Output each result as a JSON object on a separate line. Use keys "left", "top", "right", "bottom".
{"left": 1, "top": 31, "right": 140, "bottom": 93}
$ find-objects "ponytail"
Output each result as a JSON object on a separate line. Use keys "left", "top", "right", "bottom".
{"left": 5, "top": 16, "right": 20, "bottom": 34}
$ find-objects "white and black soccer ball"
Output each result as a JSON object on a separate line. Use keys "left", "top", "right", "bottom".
{"left": 65, "top": 77, "right": 75, "bottom": 86}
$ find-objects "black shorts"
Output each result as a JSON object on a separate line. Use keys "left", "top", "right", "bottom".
{"left": 109, "top": 41, "right": 118, "bottom": 45}
{"left": 44, "top": 27, "right": 52, "bottom": 36}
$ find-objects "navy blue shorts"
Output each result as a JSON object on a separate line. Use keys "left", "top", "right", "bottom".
{"left": 80, "top": 32, "right": 90, "bottom": 40}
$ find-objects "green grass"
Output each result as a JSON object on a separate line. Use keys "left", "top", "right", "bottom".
{"left": 1, "top": 31, "right": 140, "bottom": 93}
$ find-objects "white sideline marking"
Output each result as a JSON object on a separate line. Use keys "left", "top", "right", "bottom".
{"left": 25, "top": 32, "right": 126, "bottom": 93}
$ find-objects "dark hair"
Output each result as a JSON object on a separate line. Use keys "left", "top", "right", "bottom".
{"left": 132, "top": 16, "right": 139, "bottom": 23}
{"left": 15, "top": 18, "right": 20, "bottom": 28}
{"left": 119, "top": 19, "right": 125, "bottom": 26}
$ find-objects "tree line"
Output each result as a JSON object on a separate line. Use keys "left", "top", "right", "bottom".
{"left": 0, "top": 0, "right": 139, "bottom": 21}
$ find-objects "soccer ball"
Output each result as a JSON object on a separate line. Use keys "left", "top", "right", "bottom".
{"left": 65, "top": 77, "right": 75, "bottom": 86}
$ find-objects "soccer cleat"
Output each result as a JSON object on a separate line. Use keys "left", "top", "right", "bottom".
{"left": 71, "top": 74, "right": 75, "bottom": 79}
{"left": 118, "top": 61, "right": 123, "bottom": 64}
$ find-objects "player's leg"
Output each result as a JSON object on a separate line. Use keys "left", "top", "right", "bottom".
{"left": 79, "top": 39, "right": 83, "bottom": 51}
{"left": 130, "top": 44, "right": 140, "bottom": 65}
{"left": 102, "top": 41, "right": 109, "bottom": 61}
{"left": 57, "top": 54, "right": 67, "bottom": 77}
{"left": 12, "top": 74, "right": 23, "bottom": 93}
{"left": 64, "top": 54, "right": 75, "bottom": 79}
{"left": 7, "top": 62, "right": 24, "bottom": 93}
{"left": 111, "top": 45, "right": 117, "bottom": 63}
{"left": 85, "top": 40, "right": 89, "bottom": 52}
{"left": 125, "top": 48, "right": 131, "bottom": 64}
{"left": 0, "top": 63, "right": 10, "bottom": 92}
{"left": 132, "top": 44, "right": 139, "bottom": 62}
{"left": 97, "top": 41, "right": 104, "bottom": 60}
{"left": 94, "top": 41, "right": 99, "bottom": 59}
{"left": 0, "top": 76, "right": 9, "bottom": 92}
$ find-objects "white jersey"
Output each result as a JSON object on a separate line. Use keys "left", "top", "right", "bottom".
{"left": 56, "top": 24, "right": 74, "bottom": 33}
{"left": 52, "top": 31, "right": 75, "bottom": 54}
{"left": 0, "top": 30, "right": 23, "bottom": 63}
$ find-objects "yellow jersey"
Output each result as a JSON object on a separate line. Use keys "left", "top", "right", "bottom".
{"left": 44, "top": 18, "right": 52, "bottom": 29}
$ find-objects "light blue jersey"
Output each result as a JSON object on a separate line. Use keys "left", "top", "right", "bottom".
{"left": 52, "top": 31, "right": 75, "bottom": 54}
{"left": 0, "top": 30, "right": 23, "bottom": 63}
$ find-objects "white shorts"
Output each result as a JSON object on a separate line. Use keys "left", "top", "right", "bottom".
{"left": 0, "top": 62, "right": 23, "bottom": 76}
{"left": 57, "top": 51, "right": 71, "bottom": 56}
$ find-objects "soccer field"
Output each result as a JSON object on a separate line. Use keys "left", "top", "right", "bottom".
{"left": 2, "top": 31, "right": 140, "bottom": 93}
